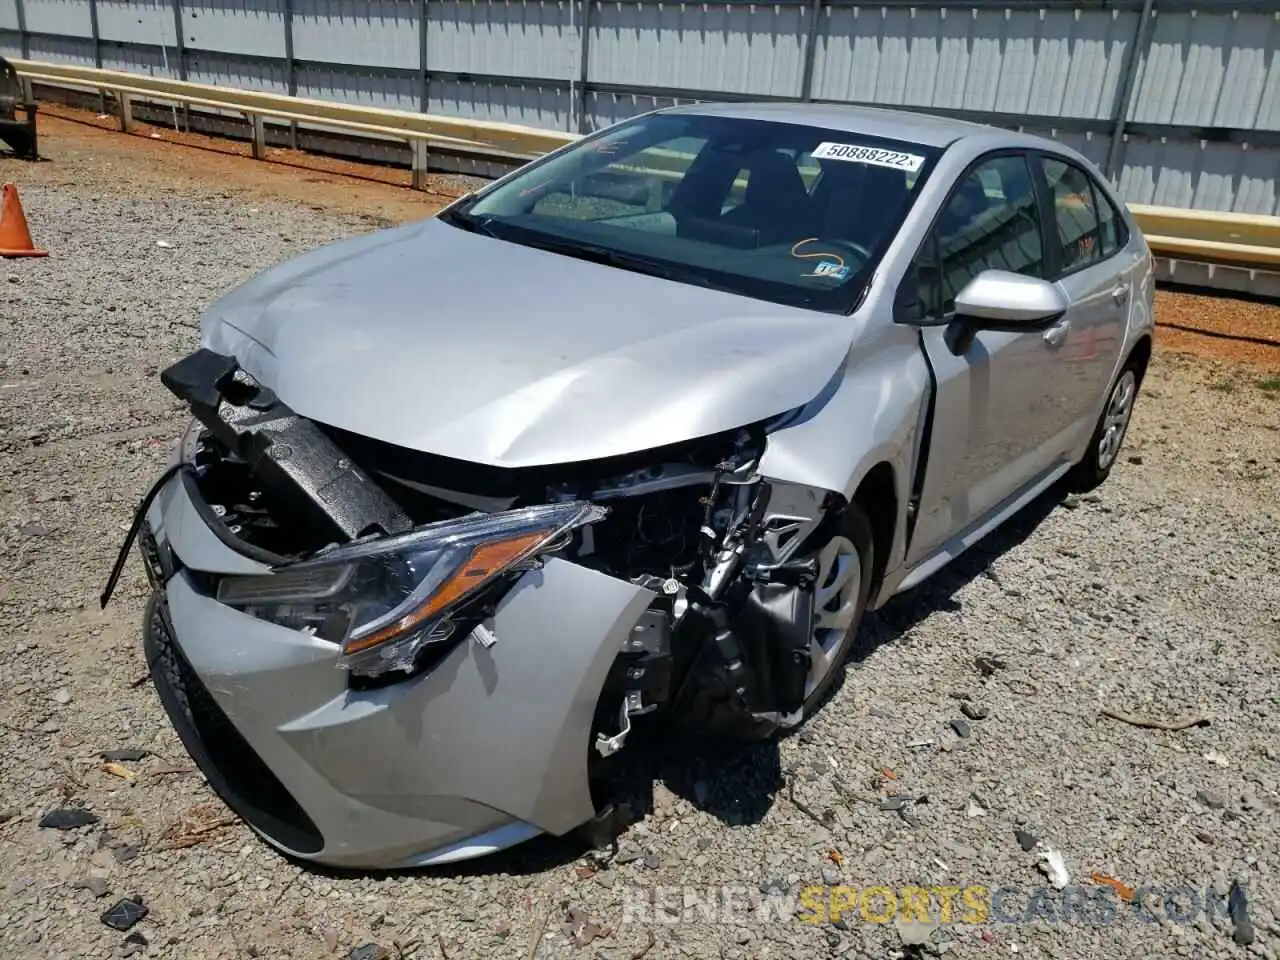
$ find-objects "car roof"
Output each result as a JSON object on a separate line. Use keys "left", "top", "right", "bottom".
{"left": 657, "top": 100, "right": 1033, "bottom": 151}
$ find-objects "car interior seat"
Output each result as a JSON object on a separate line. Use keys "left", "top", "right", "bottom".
{"left": 717, "top": 148, "right": 815, "bottom": 246}
{"left": 811, "top": 162, "right": 911, "bottom": 251}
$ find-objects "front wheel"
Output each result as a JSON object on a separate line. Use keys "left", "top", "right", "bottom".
{"left": 795, "top": 502, "right": 876, "bottom": 722}
{"left": 1065, "top": 359, "right": 1141, "bottom": 493}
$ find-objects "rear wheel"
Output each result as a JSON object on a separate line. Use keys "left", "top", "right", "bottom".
{"left": 1065, "top": 356, "right": 1142, "bottom": 493}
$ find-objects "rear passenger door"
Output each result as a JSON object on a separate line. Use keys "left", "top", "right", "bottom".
{"left": 1032, "top": 154, "right": 1138, "bottom": 447}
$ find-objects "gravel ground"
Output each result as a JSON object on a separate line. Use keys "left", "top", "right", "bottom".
{"left": 2, "top": 124, "right": 1279, "bottom": 960}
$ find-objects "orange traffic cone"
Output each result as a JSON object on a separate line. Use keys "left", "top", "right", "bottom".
{"left": 0, "top": 183, "right": 48, "bottom": 258}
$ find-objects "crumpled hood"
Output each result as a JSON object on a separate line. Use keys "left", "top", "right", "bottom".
{"left": 200, "top": 216, "right": 857, "bottom": 468}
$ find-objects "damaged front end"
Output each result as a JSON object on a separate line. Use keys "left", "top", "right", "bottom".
{"left": 109, "top": 347, "right": 842, "bottom": 863}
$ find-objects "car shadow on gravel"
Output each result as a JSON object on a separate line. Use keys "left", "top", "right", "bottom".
{"left": 863, "top": 485, "right": 1065, "bottom": 640}
{"left": 283, "top": 731, "right": 785, "bottom": 882}
{"left": 812, "top": 481, "right": 1069, "bottom": 714}
{"left": 285, "top": 485, "right": 1068, "bottom": 883}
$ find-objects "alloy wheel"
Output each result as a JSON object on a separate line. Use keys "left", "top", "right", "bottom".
{"left": 1097, "top": 370, "right": 1137, "bottom": 470}
{"left": 806, "top": 535, "right": 862, "bottom": 697}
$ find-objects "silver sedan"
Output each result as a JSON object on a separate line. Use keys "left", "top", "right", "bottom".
{"left": 105, "top": 101, "right": 1154, "bottom": 868}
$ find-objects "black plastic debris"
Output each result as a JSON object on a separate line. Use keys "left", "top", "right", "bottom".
{"left": 101, "top": 896, "right": 148, "bottom": 932}
{"left": 1229, "top": 881, "right": 1255, "bottom": 946}
{"left": 974, "top": 655, "right": 1007, "bottom": 677}
{"left": 1015, "top": 829, "right": 1038, "bottom": 852}
{"left": 101, "top": 748, "right": 149, "bottom": 763}
{"left": 39, "top": 807, "right": 99, "bottom": 830}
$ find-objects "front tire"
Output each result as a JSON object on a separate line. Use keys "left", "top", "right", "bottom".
{"left": 796, "top": 501, "right": 875, "bottom": 721}
{"left": 1065, "top": 357, "right": 1142, "bottom": 493}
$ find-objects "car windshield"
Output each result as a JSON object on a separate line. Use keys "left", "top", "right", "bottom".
{"left": 439, "top": 112, "right": 942, "bottom": 313}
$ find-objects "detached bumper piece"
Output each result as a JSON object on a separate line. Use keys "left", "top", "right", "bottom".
{"left": 160, "top": 348, "right": 412, "bottom": 547}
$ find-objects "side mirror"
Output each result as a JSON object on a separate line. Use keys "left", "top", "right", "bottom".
{"left": 953, "top": 270, "right": 1068, "bottom": 328}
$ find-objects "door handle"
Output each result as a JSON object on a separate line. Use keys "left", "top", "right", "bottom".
{"left": 1043, "top": 320, "right": 1070, "bottom": 348}
{"left": 1112, "top": 284, "right": 1130, "bottom": 305}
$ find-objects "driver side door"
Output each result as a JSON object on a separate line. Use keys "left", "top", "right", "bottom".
{"left": 902, "top": 151, "right": 1079, "bottom": 568}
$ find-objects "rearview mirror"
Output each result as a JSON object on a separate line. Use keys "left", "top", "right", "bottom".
{"left": 953, "top": 270, "right": 1068, "bottom": 327}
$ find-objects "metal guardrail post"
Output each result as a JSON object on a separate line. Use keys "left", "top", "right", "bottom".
{"left": 14, "top": 0, "right": 28, "bottom": 60}
{"left": 88, "top": 0, "right": 106, "bottom": 114}
{"left": 1105, "top": 0, "right": 1157, "bottom": 184}
{"left": 411, "top": 139, "right": 429, "bottom": 190}
{"left": 248, "top": 113, "right": 266, "bottom": 159}
{"left": 576, "top": 0, "right": 591, "bottom": 134}
{"left": 169, "top": 0, "right": 190, "bottom": 130}
{"left": 117, "top": 91, "right": 133, "bottom": 132}
{"left": 798, "top": 0, "right": 823, "bottom": 101}
{"left": 284, "top": 0, "right": 298, "bottom": 149}
{"left": 418, "top": 0, "right": 429, "bottom": 114}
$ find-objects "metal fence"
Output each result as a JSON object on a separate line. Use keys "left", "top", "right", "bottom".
{"left": 2, "top": 0, "right": 1278, "bottom": 215}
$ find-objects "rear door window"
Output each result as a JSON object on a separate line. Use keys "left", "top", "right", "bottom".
{"left": 1091, "top": 178, "right": 1128, "bottom": 259}
{"left": 1040, "top": 157, "right": 1105, "bottom": 275}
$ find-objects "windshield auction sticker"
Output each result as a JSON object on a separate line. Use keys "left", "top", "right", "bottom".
{"left": 811, "top": 142, "right": 925, "bottom": 172}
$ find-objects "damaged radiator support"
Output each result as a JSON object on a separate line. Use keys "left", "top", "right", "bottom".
{"left": 161, "top": 349, "right": 413, "bottom": 546}
{"left": 593, "top": 467, "right": 826, "bottom": 750}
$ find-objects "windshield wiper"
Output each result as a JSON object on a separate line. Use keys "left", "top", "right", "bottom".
{"left": 520, "top": 235, "right": 714, "bottom": 289}
{"left": 440, "top": 214, "right": 713, "bottom": 289}
{"left": 436, "top": 204, "right": 499, "bottom": 238}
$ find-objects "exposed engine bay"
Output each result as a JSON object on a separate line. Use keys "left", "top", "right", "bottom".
{"left": 151, "top": 348, "right": 844, "bottom": 780}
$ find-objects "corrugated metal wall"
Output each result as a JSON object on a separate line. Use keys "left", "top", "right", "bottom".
{"left": 4, "top": 0, "right": 1278, "bottom": 215}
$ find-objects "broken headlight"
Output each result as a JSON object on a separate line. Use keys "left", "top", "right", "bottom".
{"left": 216, "top": 501, "right": 607, "bottom": 677}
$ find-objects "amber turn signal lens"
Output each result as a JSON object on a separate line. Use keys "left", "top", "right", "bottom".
{"left": 342, "top": 530, "right": 547, "bottom": 655}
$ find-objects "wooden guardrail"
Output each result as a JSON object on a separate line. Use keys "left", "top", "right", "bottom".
{"left": 10, "top": 57, "right": 1280, "bottom": 272}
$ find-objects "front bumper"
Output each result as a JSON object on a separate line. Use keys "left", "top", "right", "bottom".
{"left": 139, "top": 471, "right": 655, "bottom": 869}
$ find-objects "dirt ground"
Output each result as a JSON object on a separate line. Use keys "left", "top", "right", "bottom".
{"left": 0, "top": 114, "right": 1278, "bottom": 960}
